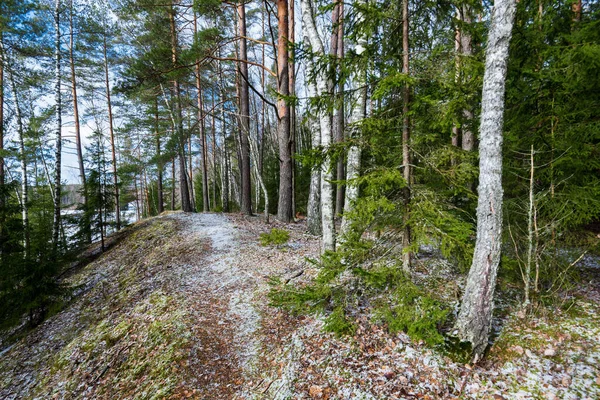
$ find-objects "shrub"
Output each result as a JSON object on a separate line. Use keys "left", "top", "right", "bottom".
{"left": 260, "top": 228, "right": 290, "bottom": 246}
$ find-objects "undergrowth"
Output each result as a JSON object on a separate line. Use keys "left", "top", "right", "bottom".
{"left": 260, "top": 228, "right": 290, "bottom": 246}
{"left": 269, "top": 247, "right": 450, "bottom": 347}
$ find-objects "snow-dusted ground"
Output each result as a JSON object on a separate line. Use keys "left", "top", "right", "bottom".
{"left": 1, "top": 212, "right": 599, "bottom": 399}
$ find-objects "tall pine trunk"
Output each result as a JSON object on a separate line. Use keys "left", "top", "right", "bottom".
{"left": 0, "top": 34, "right": 5, "bottom": 197}
{"left": 194, "top": 12, "right": 209, "bottom": 212}
{"left": 69, "top": 0, "right": 85, "bottom": 197}
{"left": 401, "top": 0, "right": 411, "bottom": 272}
{"left": 289, "top": 0, "right": 296, "bottom": 218}
{"left": 237, "top": 2, "right": 253, "bottom": 215}
{"left": 276, "top": 0, "right": 293, "bottom": 222}
{"left": 52, "top": 0, "right": 62, "bottom": 253}
{"left": 169, "top": 4, "right": 192, "bottom": 212}
{"left": 456, "top": 0, "right": 517, "bottom": 361}
{"left": 333, "top": 0, "right": 345, "bottom": 216}
{"left": 197, "top": 79, "right": 208, "bottom": 212}
{"left": 103, "top": 35, "right": 121, "bottom": 228}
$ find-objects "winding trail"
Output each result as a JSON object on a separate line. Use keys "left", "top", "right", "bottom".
{"left": 167, "top": 213, "right": 263, "bottom": 397}
{"left": 0, "top": 212, "right": 317, "bottom": 399}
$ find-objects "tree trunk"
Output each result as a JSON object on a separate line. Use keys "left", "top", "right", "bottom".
{"left": 460, "top": 4, "right": 474, "bottom": 152}
{"left": 187, "top": 117, "right": 196, "bottom": 209}
{"left": 334, "top": 1, "right": 345, "bottom": 216}
{"left": 9, "top": 68, "right": 30, "bottom": 256}
{"left": 302, "top": 0, "right": 335, "bottom": 251}
{"left": 306, "top": 76, "right": 321, "bottom": 235}
{"left": 155, "top": 99, "right": 164, "bottom": 214}
{"left": 237, "top": 2, "right": 253, "bottom": 215}
{"left": 289, "top": 0, "right": 296, "bottom": 218}
{"left": 69, "top": 0, "right": 91, "bottom": 242}
{"left": 456, "top": 0, "right": 517, "bottom": 361}
{"left": 194, "top": 12, "right": 209, "bottom": 212}
{"left": 219, "top": 60, "right": 230, "bottom": 213}
{"left": 572, "top": 0, "right": 582, "bottom": 22}
{"left": 211, "top": 92, "right": 217, "bottom": 210}
{"left": 340, "top": 0, "right": 367, "bottom": 236}
{"left": 401, "top": 0, "right": 411, "bottom": 272}
{"left": 52, "top": 0, "right": 62, "bottom": 253}
{"left": 277, "top": 0, "right": 293, "bottom": 223}
{"left": 169, "top": 2, "right": 192, "bottom": 212}
{"left": 0, "top": 34, "right": 5, "bottom": 196}
{"left": 103, "top": 35, "right": 121, "bottom": 229}
{"left": 524, "top": 145, "right": 535, "bottom": 307}
{"left": 451, "top": 8, "right": 461, "bottom": 149}
{"left": 171, "top": 158, "right": 176, "bottom": 210}
{"left": 69, "top": 0, "right": 86, "bottom": 196}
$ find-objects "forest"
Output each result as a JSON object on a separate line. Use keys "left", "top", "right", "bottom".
{"left": 0, "top": 0, "right": 599, "bottom": 398}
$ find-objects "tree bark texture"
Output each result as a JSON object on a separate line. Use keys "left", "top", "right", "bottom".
{"left": 69, "top": 0, "right": 86, "bottom": 193}
{"left": 52, "top": 0, "right": 62, "bottom": 252}
{"left": 302, "top": 0, "right": 335, "bottom": 251}
{"left": 333, "top": 0, "right": 345, "bottom": 216}
{"left": 103, "top": 35, "right": 122, "bottom": 228}
{"left": 460, "top": 4, "right": 475, "bottom": 152}
{"left": 194, "top": 16, "right": 209, "bottom": 212}
{"left": 0, "top": 35, "right": 5, "bottom": 193}
{"left": 456, "top": 0, "right": 517, "bottom": 360}
{"left": 9, "top": 68, "right": 30, "bottom": 256}
{"left": 401, "top": 0, "right": 411, "bottom": 272}
{"left": 238, "top": 2, "right": 253, "bottom": 216}
{"left": 289, "top": 0, "right": 296, "bottom": 218}
{"left": 155, "top": 100, "right": 164, "bottom": 214}
{"left": 277, "top": 0, "right": 293, "bottom": 222}
{"left": 169, "top": 3, "right": 192, "bottom": 212}
{"left": 340, "top": 0, "right": 367, "bottom": 236}
{"left": 306, "top": 63, "right": 321, "bottom": 235}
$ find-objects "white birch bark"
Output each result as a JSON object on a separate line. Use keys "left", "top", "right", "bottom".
{"left": 340, "top": 0, "right": 367, "bottom": 236}
{"left": 249, "top": 131, "right": 269, "bottom": 222}
{"left": 456, "top": 0, "right": 517, "bottom": 360}
{"left": 8, "top": 67, "right": 29, "bottom": 256}
{"left": 305, "top": 63, "right": 321, "bottom": 235}
{"left": 302, "top": 0, "right": 335, "bottom": 252}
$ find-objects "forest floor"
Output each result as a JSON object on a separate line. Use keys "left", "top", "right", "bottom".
{"left": 0, "top": 212, "right": 599, "bottom": 399}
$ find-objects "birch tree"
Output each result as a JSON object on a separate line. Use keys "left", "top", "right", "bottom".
{"left": 305, "top": 59, "right": 321, "bottom": 235}
{"left": 8, "top": 65, "right": 29, "bottom": 256}
{"left": 456, "top": 0, "right": 517, "bottom": 361}
{"left": 302, "top": 0, "right": 335, "bottom": 251}
{"left": 340, "top": 0, "right": 367, "bottom": 236}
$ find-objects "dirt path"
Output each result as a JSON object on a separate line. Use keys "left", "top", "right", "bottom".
{"left": 0, "top": 212, "right": 319, "bottom": 399}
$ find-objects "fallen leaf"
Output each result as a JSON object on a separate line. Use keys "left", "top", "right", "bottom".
{"left": 544, "top": 347, "right": 556, "bottom": 357}
{"left": 309, "top": 384, "right": 323, "bottom": 398}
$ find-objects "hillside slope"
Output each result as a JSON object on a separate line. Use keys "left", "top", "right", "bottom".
{"left": 0, "top": 212, "right": 319, "bottom": 399}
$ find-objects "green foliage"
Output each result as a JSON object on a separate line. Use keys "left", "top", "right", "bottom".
{"left": 259, "top": 228, "right": 290, "bottom": 246}
{"left": 0, "top": 182, "right": 65, "bottom": 331}
{"left": 270, "top": 243, "right": 450, "bottom": 346}
{"left": 374, "top": 281, "right": 449, "bottom": 346}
